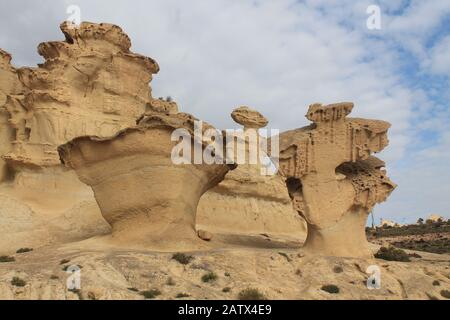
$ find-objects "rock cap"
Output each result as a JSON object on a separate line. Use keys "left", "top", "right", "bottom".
{"left": 306, "top": 102, "right": 353, "bottom": 122}
{"left": 231, "top": 106, "right": 268, "bottom": 129}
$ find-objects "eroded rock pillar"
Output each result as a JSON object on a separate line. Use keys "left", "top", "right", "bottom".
{"left": 273, "top": 102, "right": 396, "bottom": 258}
{"left": 59, "top": 112, "right": 232, "bottom": 250}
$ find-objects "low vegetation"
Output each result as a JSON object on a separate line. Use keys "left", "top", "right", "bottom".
{"left": 0, "top": 256, "right": 15, "bottom": 263}
{"left": 367, "top": 220, "right": 450, "bottom": 254}
{"left": 59, "top": 259, "right": 70, "bottom": 265}
{"left": 201, "top": 271, "right": 218, "bottom": 283}
{"left": 16, "top": 248, "right": 33, "bottom": 254}
{"left": 321, "top": 284, "right": 340, "bottom": 294}
{"left": 176, "top": 293, "right": 190, "bottom": 298}
{"left": 333, "top": 266, "right": 343, "bottom": 273}
{"left": 11, "top": 276, "right": 26, "bottom": 287}
{"left": 368, "top": 220, "right": 450, "bottom": 238}
{"left": 374, "top": 246, "right": 411, "bottom": 262}
{"left": 222, "top": 287, "right": 231, "bottom": 293}
{"left": 171, "top": 253, "right": 194, "bottom": 265}
{"left": 440, "top": 290, "right": 450, "bottom": 299}
{"left": 392, "top": 238, "right": 449, "bottom": 254}
{"left": 238, "top": 288, "right": 266, "bottom": 300}
{"left": 140, "top": 289, "right": 161, "bottom": 299}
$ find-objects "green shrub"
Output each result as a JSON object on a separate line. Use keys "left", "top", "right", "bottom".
{"left": 11, "top": 277, "right": 26, "bottom": 287}
{"left": 16, "top": 248, "right": 33, "bottom": 254}
{"left": 333, "top": 266, "right": 343, "bottom": 273}
{"left": 140, "top": 289, "right": 161, "bottom": 299}
{"left": 222, "top": 287, "right": 231, "bottom": 293}
{"left": 321, "top": 284, "right": 340, "bottom": 294}
{"left": 238, "top": 288, "right": 266, "bottom": 300}
{"left": 127, "top": 287, "right": 139, "bottom": 292}
{"left": 432, "top": 280, "right": 440, "bottom": 286}
{"left": 440, "top": 290, "right": 450, "bottom": 299}
{"left": 201, "top": 272, "right": 218, "bottom": 283}
{"left": 374, "top": 246, "right": 411, "bottom": 262}
{"left": 176, "top": 293, "right": 190, "bottom": 298}
{"left": 50, "top": 275, "right": 59, "bottom": 280}
{"left": 171, "top": 253, "right": 194, "bottom": 265}
{"left": 0, "top": 256, "right": 15, "bottom": 263}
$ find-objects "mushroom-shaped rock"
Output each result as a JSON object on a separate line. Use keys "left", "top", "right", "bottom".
{"left": 197, "top": 106, "right": 307, "bottom": 239}
{"left": 270, "top": 102, "right": 396, "bottom": 258}
{"left": 58, "top": 112, "right": 231, "bottom": 250}
{"left": 231, "top": 106, "right": 268, "bottom": 130}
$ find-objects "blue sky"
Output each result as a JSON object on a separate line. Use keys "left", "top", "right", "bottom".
{"left": 0, "top": 0, "right": 449, "bottom": 224}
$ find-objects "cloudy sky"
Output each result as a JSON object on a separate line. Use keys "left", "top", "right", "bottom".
{"left": 1, "top": 0, "right": 449, "bottom": 223}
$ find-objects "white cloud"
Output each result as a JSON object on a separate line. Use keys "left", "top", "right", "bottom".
{"left": 0, "top": 0, "right": 448, "bottom": 222}
{"left": 427, "top": 36, "right": 450, "bottom": 76}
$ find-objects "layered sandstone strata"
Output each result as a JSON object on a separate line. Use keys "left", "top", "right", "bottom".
{"left": 272, "top": 102, "right": 396, "bottom": 258}
{"left": 0, "top": 49, "right": 22, "bottom": 181}
{"left": 2, "top": 21, "right": 158, "bottom": 171}
{"left": 0, "top": 22, "right": 159, "bottom": 250}
{"left": 197, "top": 107, "right": 306, "bottom": 238}
{"left": 58, "top": 112, "right": 232, "bottom": 250}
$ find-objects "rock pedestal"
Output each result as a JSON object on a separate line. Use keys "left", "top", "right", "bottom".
{"left": 59, "top": 112, "right": 231, "bottom": 250}
{"left": 273, "top": 102, "right": 396, "bottom": 258}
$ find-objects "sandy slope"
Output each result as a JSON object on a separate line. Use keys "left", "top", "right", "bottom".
{"left": 0, "top": 234, "right": 448, "bottom": 300}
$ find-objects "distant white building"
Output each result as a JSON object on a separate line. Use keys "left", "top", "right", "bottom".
{"left": 427, "top": 214, "right": 444, "bottom": 222}
{"left": 379, "top": 219, "right": 400, "bottom": 227}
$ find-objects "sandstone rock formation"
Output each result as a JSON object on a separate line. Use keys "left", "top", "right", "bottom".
{"left": 0, "top": 49, "right": 21, "bottom": 182}
{"left": 0, "top": 22, "right": 160, "bottom": 251}
{"left": 58, "top": 111, "right": 232, "bottom": 250}
{"left": 197, "top": 106, "right": 306, "bottom": 239}
{"left": 271, "top": 102, "right": 396, "bottom": 258}
{"left": 2, "top": 21, "right": 158, "bottom": 171}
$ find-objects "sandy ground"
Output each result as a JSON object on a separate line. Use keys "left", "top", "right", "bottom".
{"left": 0, "top": 233, "right": 449, "bottom": 300}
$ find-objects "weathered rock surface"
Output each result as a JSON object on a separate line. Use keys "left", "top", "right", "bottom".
{"left": 197, "top": 106, "right": 306, "bottom": 239}
{"left": 272, "top": 102, "right": 396, "bottom": 258}
{"left": 0, "top": 49, "right": 21, "bottom": 182}
{"left": 58, "top": 112, "right": 232, "bottom": 250}
{"left": 0, "top": 242, "right": 448, "bottom": 300}
{"left": 2, "top": 21, "right": 158, "bottom": 170}
{"left": 0, "top": 22, "right": 161, "bottom": 251}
